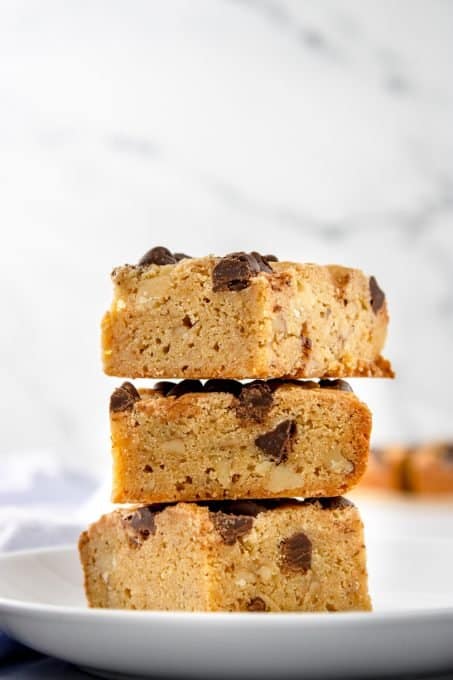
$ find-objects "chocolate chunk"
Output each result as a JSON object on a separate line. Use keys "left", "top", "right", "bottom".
{"left": 139, "top": 246, "right": 176, "bottom": 266}
{"left": 247, "top": 597, "right": 267, "bottom": 612}
{"left": 212, "top": 251, "right": 274, "bottom": 292}
{"left": 166, "top": 380, "right": 204, "bottom": 397}
{"left": 110, "top": 382, "right": 141, "bottom": 412}
{"left": 210, "top": 512, "right": 254, "bottom": 545}
{"left": 236, "top": 381, "right": 274, "bottom": 422}
{"left": 122, "top": 506, "right": 160, "bottom": 544}
{"left": 204, "top": 379, "right": 242, "bottom": 397}
{"left": 263, "top": 254, "right": 278, "bottom": 262}
{"left": 154, "top": 381, "right": 176, "bottom": 396}
{"left": 319, "top": 379, "right": 353, "bottom": 393}
{"left": 280, "top": 532, "right": 312, "bottom": 573}
{"left": 250, "top": 252, "right": 273, "bottom": 273}
{"left": 369, "top": 276, "right": 385, "bottom": 314}
{"left": 138, "top": 247, "right": 191, "bottom": 267}
{"left": 220, "top": 500, "right": 269, "bottom": 517}
{"left": 255, "top": 420, "right": 297, "bottom": 464}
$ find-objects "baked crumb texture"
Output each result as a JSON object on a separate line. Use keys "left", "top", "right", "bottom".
{"left": 79, "top": 498, "right": 371, "bottom": 612}
{"left": 110, "top": 379, "right": 372, "bottom": 503}
{"left": 102, "top": 255, "right": 393, "bottom": 379}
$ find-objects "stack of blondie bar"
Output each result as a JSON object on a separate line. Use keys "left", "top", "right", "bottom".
{"left": 79, "top": 248, "right": 393, "bottom": 612}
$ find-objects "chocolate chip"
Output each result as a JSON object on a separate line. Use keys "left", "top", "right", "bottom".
{"left": 250, "top": 252, "right": 273, "bottom": 273}
{"left": 263, "top": 254, "right": 278, "bottom": 262}
{"left": 212, "top": 252, "right": 274, "bottom": 292}
{"left": 255, "top": 420, "right": 297, "bottom": 464}
{"left": 210, "top": 512, "right": 254, "bottom": 545}
{"left": 138, "top": 247, "right": 191, "bottom": 267}
{"left": 110, "top": 382, "right": 141, "bottom": 412}
{"left": 139, "top": 246, "right": 176, "bottom": 266}
{"left": 236, "top": 381, "right": 274, "bottom": 422}
{"left": 224, "top": 501, "right": 268, "bottom": 516}
{"left": 204, "top": 379, "right": 242, "bottom": 397}
{"left": 154, "top": 381, "right": 176, "bottom": 396}
{"left": 319, "top": 379, "right": 353, "bottom": 393}
{"left": 280, "top": 532, "right": 312, "bottom": 573}
{"left": 166, "top": 380, "right": 204, "bottom": 397}
{"left": 369, "top": 276, "right": 385, "bottom": 314}
{"left": 122, "top": 506, "right": 161, "bottom": 544}
{"left": 247, "top": 597, "right": 267, "bottom": 612}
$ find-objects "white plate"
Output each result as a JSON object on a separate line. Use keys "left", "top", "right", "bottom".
{"left": 0, "top": 538, "right": 452, "bottom": 679}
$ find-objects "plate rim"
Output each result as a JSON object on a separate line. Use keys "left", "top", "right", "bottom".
{"left": 1, "top": 544, "right": 453, "bottom": 626}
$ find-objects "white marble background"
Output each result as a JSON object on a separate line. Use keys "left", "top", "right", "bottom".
{"left": 0, "top": 0, "right": 452, "bottom": 475}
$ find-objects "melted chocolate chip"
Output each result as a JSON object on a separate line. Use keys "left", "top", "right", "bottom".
{"left": 122, "top": 506, "right": 161, "bottom": 544}
{"left": 154, "top": 381, "right": 176, "bottom": 396}
{"left": 205, "top": 500, "right": 270, "bottom": 517}
{"left": 212, "top": 251, "right": 274, "bottom": 292}
{"left": 247, "top": 597, "right": 267, "bottom": 612}
{"left": 255, "top": 420, "right": 297, "bottom": 464}
{"left": 263, "top": 254, "right": 278, "bottom": 262}
{"left": 267, "top": 378, "right": 318, "bottom": 391}
{"left": 152, "top": 378, "right": 332, "bottom": 401}
{"left": 110, "top": 382, "right": 141, "bottom": 412}
{"left": 319, "top": 379, "right": 353, "bottom": 393}
{"left": 138, "top": 247, "right": 191, "bottom": 267}
{"left": 280, "top": 532, "right": 312, "bottom": 573}
{"left": 166, "top": 380, "right": 203, "bottom": 397}
{"left": 250, "top": 252, "right": 273, "bottom": 274}
{"left": 369, "top": 276, "right": 385, "bottom": 314}
{"left": 173, "top": 252, "right": 191, "bottom": 261}
{"left": 236, "top": 381, "right": 274, "bottom": 422}
{"left": 204, "top": 379, "right": 242, "bottom": 397}
{"left": 210, "top": 512, "right": 254, "bottom": 545}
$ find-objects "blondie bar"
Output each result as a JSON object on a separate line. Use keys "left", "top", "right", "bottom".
{"left": 102, "top": 248, "right": 393, "bottom": 379}
{"left": 110, "top": 378, "right": 371, "bottom": 503}
{"left": 79, "top": 498, "right": 371, "bottom": 612}
{"left": 359, "top": 445, "right": 407, "bottom": 492}
{"left": 405, "top": 442, "right": 453, "bottom": 494}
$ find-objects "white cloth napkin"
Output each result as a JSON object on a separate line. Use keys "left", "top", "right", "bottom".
{"left": 0, "top": 450, "right": 110, "bottom": 552}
